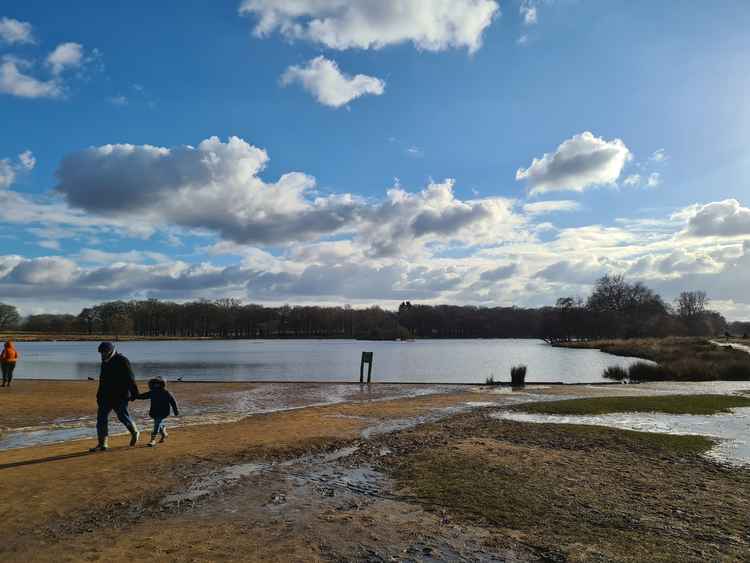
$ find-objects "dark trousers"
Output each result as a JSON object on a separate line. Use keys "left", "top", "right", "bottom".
{"left": 152, "top": 417, "right": 167, "bottom": 436}
{"left": 96, "top": 401, "right": 138, "bottom": 441}
{"left": 1, "top": 362, "right": 15, "bottom": 385}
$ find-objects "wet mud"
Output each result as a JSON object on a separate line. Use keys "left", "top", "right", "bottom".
{"left": 2, "top": 381, "right": 750, "bottom": 561}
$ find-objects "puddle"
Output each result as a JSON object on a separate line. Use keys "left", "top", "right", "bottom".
{"left": 360, "top": 398, "right": 531, "bottom": 439}
{"left": 711, "top": 340, "right": 750, "bottom": 355}
{"left": 491, "top": 408, "right": 750, "bottom": 467}
{"left": 161, "top": 444, "right": 365, "bottom": 506}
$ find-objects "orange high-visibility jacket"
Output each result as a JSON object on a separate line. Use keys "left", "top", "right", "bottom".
{"left": 1, "top": 343, "right": 18, "bottom": 363}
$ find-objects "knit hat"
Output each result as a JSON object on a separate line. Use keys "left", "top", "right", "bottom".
{"left": 98, "top": 342, "right": 115, "bottom": 355}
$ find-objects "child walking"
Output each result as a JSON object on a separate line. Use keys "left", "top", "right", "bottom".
{"left": 136, "top": 376, "right": 179, "bottom": 447}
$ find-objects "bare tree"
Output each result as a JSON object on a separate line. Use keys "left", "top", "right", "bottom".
{"left": 676, "top": 291, "right": 708, "bottom": 319}
{"left": 0, "top": 302, "right": 21, "bottom": 330}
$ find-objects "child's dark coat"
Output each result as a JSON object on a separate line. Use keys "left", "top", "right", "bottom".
{"left": 137, "top": 387, "right": 179, "bottom": 419}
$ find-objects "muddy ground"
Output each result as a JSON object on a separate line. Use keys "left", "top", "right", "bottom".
{"left": 1, "top": 382, "right": 749, "bottom": 562}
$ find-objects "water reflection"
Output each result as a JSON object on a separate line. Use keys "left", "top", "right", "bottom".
{"left": 12, "top": 339, "right": 646, "bottom": 384}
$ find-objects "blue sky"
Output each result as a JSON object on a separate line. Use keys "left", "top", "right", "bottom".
{"left": 1, "top": 1, "right": 749, "bottom": 319}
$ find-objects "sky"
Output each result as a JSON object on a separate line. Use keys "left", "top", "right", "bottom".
{"left": 0, "top": 1, "right": 749, "bottom": 319}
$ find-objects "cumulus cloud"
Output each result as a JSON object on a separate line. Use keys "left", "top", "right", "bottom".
{"left": 0, "top": 56, "right": 61, "bottom": 98}
{"left": 623, "top": 174, "right": 640, "bottom": 187}
{"left": 5, "top": 256, "right": 78, "bottom": 286}
{"left": 516, "top": 131, "right": 632, "bottom": 196}
{"left": 651, "top": 148, "right": 667, "bottom": 162}
{"left": 281, "top": 56, "right": 384, "bottom": 108}
{"left": 239, "top": 0, "right": 500, "bottom": 53}
{"left": 360, "top": 179, "right": 525, "bottom": 257}
{"left": 683, "top": 199, "right": 750, "bottom": 238}
{"left": 46, "top": 42, "right": 84, "bottom": 75}
{"left": 522, "top": 200, "right": 581, "bottom": 215}
{"left": 0, "top": 150, "right": 35, "bottom": 189}
{"left": 0, "top": 187, "right": 155, "bottom": 239}
{"left": 55, "top": 136, "right": 523, "bottom": 256}
{"left": 0, "top": 17, "right": 34, "bottom": 45}
{"left": 55, "top": 136, "right": 361, "bottom": 244}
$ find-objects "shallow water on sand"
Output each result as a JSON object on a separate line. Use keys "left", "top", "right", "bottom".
{"left": 493, "top": 407, "right": 750, "bottom": 467}
{"left": 0, "top": 383, "right": 464, "bottom": 451}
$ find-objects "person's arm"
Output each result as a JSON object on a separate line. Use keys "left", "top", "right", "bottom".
{"left": 169, "top": 392, "right": 179, "bottom": 416}
{"left": 122, "top": 356, "right": 139, "bottom": 400}
{"left": 135, "top": 390, "right": 151, "bottom": 400}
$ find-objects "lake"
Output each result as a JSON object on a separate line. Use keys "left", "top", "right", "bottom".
{"left": 10, "top": 339, "right": 646, "bottom": 384}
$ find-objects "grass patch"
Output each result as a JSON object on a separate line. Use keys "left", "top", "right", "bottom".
{"left": 385, "top": 418, "right": 742, "bottom": 561}
{"left": 561, "top": 337, "right": 750, "bottom": 381}
{"left": 518, "top": 394, "right": 750, "bottom": 416}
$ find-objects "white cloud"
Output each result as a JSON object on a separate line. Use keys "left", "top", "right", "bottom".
{"left": 239, "top": 0, "right": 500, "bottom": 53}
{"left": 0, "top": 159, "right": 14, "bottom": 190}
{"left": 516, "top": 131, "right": 632, "bottom": 196}
{"left": 0, "top": 17, "right": 34, "bottom": 45}
{"left": 0, "top": 151, "right": 36, "bottom": 189}
{"left": 520, "top": 2, "right": 537, "bottom": 25}
{"left": 623, "top": 174, "right": 640, "bottom": 187}
{"left": 360, "top": 179, "right": 527, "bottom": 258}
{"left": 55, "top": 136, "right": 526, "bottom": 256}
{"left": 37, "top": 240, "right": 61, "bottom": 250}
{"left": 646, "top": 172, "right": 661, "bottom": 188}
{"left": 18, "top": 150, "right": 35, "bottom": 170}
{"left": 650, "top": 148, "right": 667, "bottom": 162}
{"left": 682, "top": 199, "right": 750, "bottom": 238}
{"left": 108, "top": 94, "right": 128, "bottom": 106}
{"left": 517, "top": 34, "right": 529, "bottom": 45}
{"left": 281, "top": 56, "right": 384, "bottom": 108}
{"left": 0, "top": 56, "right": 61, "bottom": 98}
{"left": 55, "top": 136, "right": 360, "bottom": 245}
{"left": 46, "top": 42, "right": 84, "bottom": 75}
{"left": 76, "top": 248, "right": 171, "bottom": 265}
{"left": 522, "top": 200, "right": 581, "bottom": 215}
{"left": 0, "top": 188, "right": 154, "bottom": 239}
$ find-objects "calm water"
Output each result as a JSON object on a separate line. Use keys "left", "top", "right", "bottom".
{"left": 10, "top": 339, "right": 646, "bottom": 384}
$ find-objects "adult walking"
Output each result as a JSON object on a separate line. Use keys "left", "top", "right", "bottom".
{"left": 1, "top": 340, "right": 18, "bottom": 387}
{"left": 90, "top": 341, "right": 140, "bottom": 452}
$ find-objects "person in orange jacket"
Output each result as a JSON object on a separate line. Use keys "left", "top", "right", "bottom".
{"left": 1, "top": 340, "right": 18, "bottom": 387}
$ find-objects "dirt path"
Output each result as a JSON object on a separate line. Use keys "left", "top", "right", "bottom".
{"left": 1, "top": 388, "right": 521, "bottom": 561}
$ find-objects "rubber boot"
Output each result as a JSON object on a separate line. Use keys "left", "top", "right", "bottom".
{"left": 129, "top": 428, "right": 140, "bottom": 447}
{"left": 148, "top": 434, "right": 157, "bottom": 447}
{"left": 159, "top": 429, "right": 168, "bottom": 443}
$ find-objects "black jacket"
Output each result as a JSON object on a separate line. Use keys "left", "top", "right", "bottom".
{"left": 97, "top": 353, "right": 139, "bottom": 406}
{"left": 136, "top": 388, "right": 179, "bottom": 419}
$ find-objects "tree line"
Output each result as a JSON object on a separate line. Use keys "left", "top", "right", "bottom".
{"left": 0, "top": 275, "right": 745, "bottom": 340}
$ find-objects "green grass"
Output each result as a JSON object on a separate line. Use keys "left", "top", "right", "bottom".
{"left": 518, "top": 394, "right": 750, "bottom": 416}
{"left": 387, "top": 421, "right": 726, "bottom": 560}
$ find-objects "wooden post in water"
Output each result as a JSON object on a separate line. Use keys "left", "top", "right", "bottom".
{"left": 360, "top": 351, "right": 374, "bottom": 383}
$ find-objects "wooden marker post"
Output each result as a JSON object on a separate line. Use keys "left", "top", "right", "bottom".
{"left": 360, "top": 351, "right": 374, "bottom": 383}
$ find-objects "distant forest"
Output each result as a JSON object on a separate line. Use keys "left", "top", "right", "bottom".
{"left": 1, "top": 275, "right": 748, "bottom": 340}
